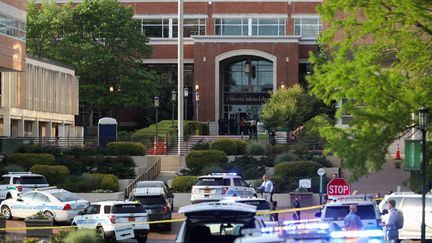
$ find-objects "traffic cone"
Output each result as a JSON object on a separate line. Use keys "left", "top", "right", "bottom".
{"left": 395, "top": 144, "right": 401, "bottom": 160}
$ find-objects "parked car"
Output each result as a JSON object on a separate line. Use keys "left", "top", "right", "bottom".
{"left": 378, "top": 192, "right": 432, "bottom": 240}
{"left": 0, "top": 187, "right": 88, "bottom": 222}
{"left": 72, "top": 200, "right": 149, "bottom": 243}
{"left": 0, "top": 172, "right": 49, "bottom": 200}
{"left": 191, "top": 173, "right": 257, "bottom": 204}
{"left": 130, "top": 187, "right": 172, "bottom": 231}
{"left": 176, "top": 202, "right": 264, "bottom": 243}
{"left": 135, "top": 180, "right": 174, "bottom": 208}
{"left": 219, "top": 197, "right": 276, "bottom": 226}
{"left": 316, "top": 195, "right": 382, "bottom": 230}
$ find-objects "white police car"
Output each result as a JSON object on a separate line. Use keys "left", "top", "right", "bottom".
{"left": 0, "top": 172, "right": 49, "bottom": 200}
{"left": 316, "top": 195, "right": 382, "bottom": 230}
{"left": 0, "top": 187, "right": 88, "bottom": 222}
{"left": 72, "top": 200, "right": 149, "bottom": 243}
{"left": 176, "top": 202, "right": 264, "bottom": 243}
{"left": 191, "top": 173, "right": 257, "bottom": 204}
{"left": 220, "top": 197, "right": 277, "bottom": 226}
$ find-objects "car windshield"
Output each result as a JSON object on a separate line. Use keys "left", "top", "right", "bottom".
{"left": 136, "top": 181, "right": 164, "bottom": 188}
{"left": 111, "top": 204, "right": 146, "bottom": 214}
{"left": 195, "top": 178, "right": 230, "bottom": 186}
{"left": 132, "top": 196, "right": 166, "bottom": 205}
{"left": 20, "top": 176, "right": 48, "bottom": 185}
{"left": 239, "top": 200, "right": 271, "bottom": 210}
{"left": 51, "top": 191, "right": 81, "bottom": 202}
{"left": 325, "top": 205, "right": 377, "bottom": 220}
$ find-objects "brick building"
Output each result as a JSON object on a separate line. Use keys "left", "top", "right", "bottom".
{"left": 127, "top": 0, "right": 322, "bottom": 134}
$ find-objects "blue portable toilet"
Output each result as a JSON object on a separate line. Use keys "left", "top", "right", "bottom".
{"left": 98, "top": 117, "right": 117, "bottom": 148}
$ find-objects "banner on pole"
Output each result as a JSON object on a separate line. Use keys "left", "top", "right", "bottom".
{"left": 404, "top": 139, "right": 421, "bottom": 171}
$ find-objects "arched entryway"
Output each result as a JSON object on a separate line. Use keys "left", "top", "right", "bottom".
{"left": 215, "top": 50, "right": 276, "bottom": 135}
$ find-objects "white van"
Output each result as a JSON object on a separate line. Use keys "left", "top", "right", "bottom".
{"left": 378, "top": 192, "right": 432, "bottom": 240}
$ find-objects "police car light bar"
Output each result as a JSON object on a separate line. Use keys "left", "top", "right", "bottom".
{"left": 283, "top": 218, "right": 321, "bottom": 225}
{"left": 211, "top": 173, "right": 237, "bottom": 176}
{"left": 328, "top": 195, "right": 374, "bottom": 201}
{"left": 8, "top": 172, "right": 32, "bottom": 174}
{"left": 261, "top": 222, "right": 330, "bottom": 233}
{"left": 330, "top": 229, "right": 384, "bottom": 239}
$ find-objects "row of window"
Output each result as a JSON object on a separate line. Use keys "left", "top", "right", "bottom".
{"left": 140, "top": 17, "right": 321, "bottom": 39}
{"left": 0, "top": 13, "right": 26, "bottom": 40}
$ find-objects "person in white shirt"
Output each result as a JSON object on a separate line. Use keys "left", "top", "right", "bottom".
{"left": 259, "top": 175, "right": 273, "bottom": 202}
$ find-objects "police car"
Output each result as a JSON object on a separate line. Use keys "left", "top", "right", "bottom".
{"left": 130, "top": 187, "right": 172, "bottom": 230}
{"left": 0, "top": 187, "right": 88, "bottom": 222}
{"left": 316, "top": 195, "right": 382, "bottom": 230}
{"left": 72, "top": 200, "right": 149, "bottom": 243}
{"left": 0, "top": 172, "right": 49, "bottom": 200}
{"left": 176, "top": 202, "right": 264, "bottom": 243}
{"left": 191, "top": 173, "right": 257, "bottom": 204}
{"left": 219, "top": 197, "right": 277, "bottom": 226}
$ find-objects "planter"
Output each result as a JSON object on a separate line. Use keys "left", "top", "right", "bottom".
{"left": 0, "top": 216, "right": 6, "bottom": 236}
{"left": 24, "top": 218, "right": 53, "bottom": 238}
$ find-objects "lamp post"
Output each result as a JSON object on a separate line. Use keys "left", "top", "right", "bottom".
{"left": 155, "top": 96, "right": 159, "bottom": 142}
{"left": 184, "top": 87, "right": 189, "bottom": 120}
{"left": 419, "top": 107, "right": 428, "bottom": 243}
{"left": 171, "top": 90, "right": 177, "bottom": 127}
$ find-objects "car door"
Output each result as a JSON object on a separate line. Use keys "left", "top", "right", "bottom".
{"left": 399, "top": 197, "right": 421, "bottom": 237}
{"left": 233, "top": 178, "right": 251, "bottom": 197}
{"left": 12, "top": 192, "right": 35, "bottom": 218}
{"left": 76, "top": 205, "right": 102, "bottom": 229}
{"left": 33, "top": 192, "right": 54, "bottom": 215}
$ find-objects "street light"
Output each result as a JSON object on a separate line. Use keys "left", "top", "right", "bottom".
{"left": 184, "top": 87, "right": 189, "bottom": 120}
{"left": 155, "top": 96, "right": 159, "bottom": 142}
{"left": 419, "top": 107, "right": 428, "bottom": 243}
{"left": 171, "top": 90, "right": 177, "bottom": 128}
{"left": 196, "top": 91, "right": 200, "bottom": 122}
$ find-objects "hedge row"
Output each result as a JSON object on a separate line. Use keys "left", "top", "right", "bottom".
{"left": 30, "top": 165, "right": 70, "bottom": 185}
{"left": 171, "top": 176, "right": 197, "bottom": 192}
{"left": 60, "top": 173, "right": 119, "bottom": 192}
{"left": 185, "top": 150, "right": 228, "bottom": 175}
{"left": 8, "top": 153, "right": 55, "bottom": 170}
{"left": 210, "top": 139, "right": 247, "bottom": 155}
{"left": 273, "top": 160, "right": 322, "bottom": 192}
{"left": 106, "top": 142, "right": 145, "bottom": 156}
{"left": 131, "top": 120, "right": 209, "bottom": 142}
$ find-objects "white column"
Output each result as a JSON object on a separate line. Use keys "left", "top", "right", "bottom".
{"left": 17, "top": 118, "right": 24, "bottom": 137}
{"left": 3, "top": 113, "right": 10, "bottom": 137}
{"left": 32, "top": 120, "right": 39, "bottom": 138}
{"left": 177, "top": 0, "right": 184, "bottom": 155}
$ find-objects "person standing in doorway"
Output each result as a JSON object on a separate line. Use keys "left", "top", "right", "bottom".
{"left": 382, "top": 199, "right": 399, "bottom": 243}
{"left": 259, "top": 175, "right": 273, "bottom": 202}
{"left": 292, "top": 194, "right": 301, "bottom": 220}
{"left": 344, "top": 204, "right": 363, "bottom": 231}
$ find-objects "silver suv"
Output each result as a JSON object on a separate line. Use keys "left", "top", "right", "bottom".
{"left": 0, "top": 172, "right": 49, "bottom": 200}
{"left": 378, "top": 192, "right": 432, "bottom": 240}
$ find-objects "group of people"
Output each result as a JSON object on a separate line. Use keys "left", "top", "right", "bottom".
{"left": 218, "top": 116, "right": 258, "bottom": 136}
{"left": 343, "top": 199, "right": 400, "bottom": 242}
{"left": 259, "top": 175, "right": 401, "bottom": 242}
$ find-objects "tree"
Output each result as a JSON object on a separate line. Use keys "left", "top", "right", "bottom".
{"left": 27, "top": 0, "right": 159, "bottom": 130}
{"left": 308, "top": 0, "right": 432, "bottom": 181}
{"left": 260, "top": 84, "right": 327, "bottom": 131}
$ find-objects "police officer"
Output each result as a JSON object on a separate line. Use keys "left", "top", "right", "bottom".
{"left": 382, "top": 199, "right": 399, "bottom": 242}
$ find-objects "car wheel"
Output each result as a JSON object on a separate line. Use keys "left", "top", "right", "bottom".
{"left": 1, "top": 205, "right": 11, "bottom": 220}
{"left": 44, "top": 211, "right": 54, "bottom": 221}
{"left": 136, "top": 235, "right": 147, "bottom": 243}
{"left": 97, "top": 227, "right": 112, "bottom": 243}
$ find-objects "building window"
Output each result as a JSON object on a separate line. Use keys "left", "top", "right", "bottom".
{"left": 173, "top": 19, "right": 206, "bottom": 37}
{"left": 216, "top": 18, "right": 285, "bottom": 36}
{"left": 252, "top": 18, "right": 285, "bottom": 36}
{"left": 142, "top": 19, "right": 169, "bottom": 38}
{"left": 294, "top": 17, "right": 322, "bottom": 39}
{"left": 215, "top": 18, "right": 248, "bottom": 36}
{"left": 142, "top": 18, "right": 206, "bottom": 38}
{"left": 0, "top": 13, "right": 26, "bottom": 39}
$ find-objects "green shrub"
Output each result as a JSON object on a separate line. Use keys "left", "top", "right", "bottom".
{"left": 30, "top": 165, "right": 70, "bottom": 185}
{"left": 93, "top": 174, "right": 119, "bottom": 192}
{"left": 191, "top": 140, "right": 210, "bottom": 150}
{"left": 61, "top": 175, "right": 100, "bottom": 192}
{"left": 210, "top": 139, "right": 245, "bottom": 155}
{"left": 257, "top": 155, "right": 275, "bottom": 167}
{"left": 274, "top": 161, "right": 322, "bottom": 192}
{"left": 275, "top": 152, "right": 299, "bottom": 164}
{"left": 268, "top": 144, "right": 289, "bottom": 155}
{"left": 185, "top": 150, "right": 228, "bottom": 175}
{"left": 2, "top": 164, "right": 24, "bottom": 173}
{"left": 107, "top": 142, "right": 145, "bottom": 156}
{"left": 171, "top": 176, "right": 197, "bottom": 192}
{"left": 200, "top": 165, "right": 224, "bottom": 175}
{"left": 16, "top": 144, "right": 63, "bottom": 157}
{"left": 312, "top": 156, "right": 333, "bottom": 167}
{"left": 230, "top": 156, "right": 266, "bottom": 180}
{"left": 51, "top": 231, "right": 69, "bottom": 243}
{"left": 7, "top": 153, "right": 55, "bottom": 170}
{"left": 246, "top": 142, "right": 267, "bottom": 155}
{"left": 64, "top": 229, "right": 102, "bottom": 243}
{"left": 79, "top": 156, "right": 135, "bottom": 179}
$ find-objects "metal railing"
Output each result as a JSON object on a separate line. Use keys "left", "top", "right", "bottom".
{"left": 124, "top": 156, "right": 161, "bottom": 197}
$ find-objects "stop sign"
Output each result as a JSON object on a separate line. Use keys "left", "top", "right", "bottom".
{"left": 327, "top": 178, "right": 350, "bottom": 196}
